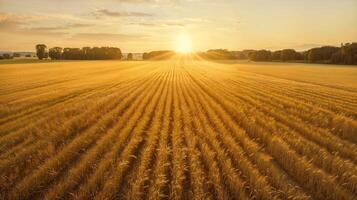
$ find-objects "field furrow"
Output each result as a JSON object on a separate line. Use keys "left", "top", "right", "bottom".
{"left": 0, "top": 59, "right": 356, "bottom": 200}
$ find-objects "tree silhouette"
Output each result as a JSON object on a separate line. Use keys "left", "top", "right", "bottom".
{"left": 331, "top": 43, "right": 357, "bottom": 64}
{"left": 232, "top": 51, "right": 247, "bottom": 59}
{"left": 127, "top": 53, "right": 133, "bottom": 60}
{"left": 49, "top": 47, "right": 63, "bottom": 60}
{"left": 250, "top": 50, "right": 272, "bottom": 61}
{"left": 2, "top": 54, "right": 13, "bottom": 59}
{"left": 142, "top": 51, "right": 174, "bottom": 60}
{"left": 281, "top": 49, "right": 302, "bottom": 61}
{"left": 36, "top": 44, "right": 47, "bottom": 60}
{"left": 52, "top": 47, "right": 122, "bottom": 60}
{"left": 143, "top": 53, "right": 148, "bottom": 60}
{"left": 307, "top": 46, "right": 339, "bottom": 63}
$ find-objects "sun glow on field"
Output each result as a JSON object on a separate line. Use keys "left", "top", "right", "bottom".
{"left": 175, "top": 33, "right": 193, "bottom": 53}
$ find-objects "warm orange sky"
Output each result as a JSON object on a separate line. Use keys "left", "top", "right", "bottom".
{"left": 0, "top": 0, "right": 356, "bottom": 52}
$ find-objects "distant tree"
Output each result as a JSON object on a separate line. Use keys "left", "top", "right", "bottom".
{"left": 0, "top": 55, "right": 4, "bottom": 59}
{"left": 3, "top": 54, "right": 13, "bottom": 59}
{"left": 82, "top": 47, "right": 91, "bottom": 59}
{"left": 13, "top": 53, "right": 21, "bottom": 57}
{"left": 280, "top": 49, "right": 302, "bottom": 61}
{"left": 36, "top": 44, "right": 47, "bottom": 60}
{"left": 143, "top": 52, "right": 148, "bottom": 60}
{"left": 302, "top": 51, "right": 309, "bottom": 60}
{"left": 242, "top": 44, "right": 357, "bottom": 64}
{"left": 331, "top": 43, "right": 357, "bottom": 65}
{"left": 127, "top": 53, "right": 133, "bottom": 60}
{"left": 59, "top": 46, "right": 122, "bottom": 60}
{"left": 250, "top": 50, "right": 272, "bottom": 61}
{"left": 25, "top": 54, "right": 31, "bottom": 57}
{"left": 307, "top": 48, "right": 321, "bottom": 62}
{"left": 62, "top": 48, "right": 82, "bottom": 60}
{"left": 142, "top": 51, "right": 175, "bottom": 60}
{"left": 49, "top": 47, "right": 62, "bottom": 60}
{"left": 307, "top": 46, "right": 339, "bottom": 63}
{"left": 107, "top": 47, "right": 122, "bottom": 59}
{"left": 208, "top": 49, "right": 235, "bottom": 59}
{"left": 48, "top": 50, "right": 54, "bottom": 59}
{"left": 232, "top": 51, "right": 246, "bottom": 59}
{"left": 242, "top": 50, "right": 256, "bottom": 59}
{"left": 331, "top": 52, "right": 342, "bottom": 64}
{"left": 271, "top": 50, "right": 282, "bottom": 60}
{"left": 197, "top": 49, "right": 236, "bottom": 60}
{"left": 321, "top": 46, "right": 340, "bottom": 60}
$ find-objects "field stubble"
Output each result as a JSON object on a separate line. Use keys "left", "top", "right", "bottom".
{"left": 0, "top": 59, "right": 356, "bottom": 200}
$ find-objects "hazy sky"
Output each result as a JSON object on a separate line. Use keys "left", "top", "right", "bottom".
{"left": 0, "top": 0, "right": 356, "bottom": 52}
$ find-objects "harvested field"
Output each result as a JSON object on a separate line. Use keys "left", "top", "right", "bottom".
{"left": 1, "top": 59, "right": 357, "bottom": 200}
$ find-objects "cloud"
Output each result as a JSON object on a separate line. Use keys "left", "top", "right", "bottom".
{"left": 0, "top": 13, "right": 70, "bottom": 37}
{"left": 29, "top": 23, "right": 93, "bottom": 31}
{"left": 128, "top": 17, "right": 209, "bottom": 28}
{"left": 94, "top": 9, "right": 153, "bottom": 18}
{"left": 67, "top": 33, "right": 147, "bottom": 42}
{"left": 0, "top": 17, "right": 22, "bottom": 29}
{"left": 130, "top": 22, "right": 184, "bottom": 27}
{"left": 113, "top": 0, "right": 177, "bottom": 3}
{"left": 68, "top": 23, "right": 94, "bottom": 28}
{"left": 0, "top": 12, "right": 43, "bottom": 29}
{"left": 0, "top": 12, "right": 43, "bottom": 21}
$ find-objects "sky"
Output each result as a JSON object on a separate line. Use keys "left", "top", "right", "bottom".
{"left": 0, "top": 0, "right": 356, "bottom": 52}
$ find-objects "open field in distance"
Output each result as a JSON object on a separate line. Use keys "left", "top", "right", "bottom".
{"left": 0, "top": 58, "right": 75, "bottom": 65}
{"left": 0, "top": 59, "right": 357, "bottom": 200}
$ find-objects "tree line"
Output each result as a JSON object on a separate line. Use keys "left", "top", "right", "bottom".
{"left": 36, "top": 44, "right": 122, "bottom": 60}
{"left": 142, "top": 49, "right": 237, "bottom": 60}
{"left": 197, "top": 49, "right": 236, "bottom": 60}
{"left": 33, "top": 42, "right": 356, "bottom": 65}
{"left": 0, "top": 54, "right": 13, "bottom": 60}
{"left": 238, "top": 43, "right": 357, "bottom": 65}
{"left": 0, "top": 53, "right": 34, "bottom": 60}
{"left": 142, "top": 51, "right": 175, "bottom": 60}
{"left": 191, "top": 43, "right": 356, "bottom": 65}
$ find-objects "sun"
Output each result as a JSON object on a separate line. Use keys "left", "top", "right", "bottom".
{"left": 176, "top": 33, "right": 193, "bottom": 53}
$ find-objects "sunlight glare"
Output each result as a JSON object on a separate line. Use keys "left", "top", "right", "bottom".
{"left": 176, "top": 33, "right": 193, "bottom": 53}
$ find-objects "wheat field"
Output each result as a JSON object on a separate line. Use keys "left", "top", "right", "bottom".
{"left": 0, "top": 58, "right": 357, "bottom": 200}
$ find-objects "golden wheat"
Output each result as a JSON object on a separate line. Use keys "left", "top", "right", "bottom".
{"left": 0, "top": 59, "right": 356, "bottom": 200}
